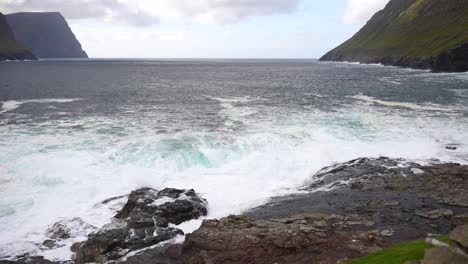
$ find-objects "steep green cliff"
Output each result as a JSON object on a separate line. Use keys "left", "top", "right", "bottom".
{"left": 320, "top": 0, "right": 468, "bottom": 72}
{"left": 0, "top": 12, "right": 36, "bottom": 61}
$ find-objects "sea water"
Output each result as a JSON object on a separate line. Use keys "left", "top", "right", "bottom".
{"left": 0, "top": 59, "right": 467, "bottom": 260}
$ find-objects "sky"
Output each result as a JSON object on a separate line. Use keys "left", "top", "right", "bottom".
{"left": 0, "top": 0, "right": 390, "bottom": 58}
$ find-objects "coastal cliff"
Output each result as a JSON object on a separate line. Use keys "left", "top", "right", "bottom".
{"left": 319, "top": 0, "right": 468, "bottom": 72}
{"left": 0, "top": 12, "right": 35, "bottom": 61}
{"left": 6, "top": 12, "right": 88, "bottom": 59}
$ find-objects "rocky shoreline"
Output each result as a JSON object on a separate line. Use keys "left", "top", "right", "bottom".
{"left": 319, "top": 43, "right": 468, "bottom": 73}
{"left": 1, "top": 157, "right": 467, "bottom": 264}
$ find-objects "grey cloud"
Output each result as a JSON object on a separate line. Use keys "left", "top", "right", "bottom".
{"left": 0, "top": 0, "right": 302, "bottom": 26}
{"left": 0, "top": 0, "right": 158, "bottom": 26}
{"left": 171, "top": 0, "right": 302, "bottom": 24}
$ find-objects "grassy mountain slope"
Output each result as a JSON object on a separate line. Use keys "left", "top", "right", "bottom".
{"left": 0, "top": 12, "right": 36, "bottom": 61}
{"left": 320, "top": 0, "right": 468, "bottom": 72}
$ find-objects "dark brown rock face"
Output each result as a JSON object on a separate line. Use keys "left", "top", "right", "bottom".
{"left": 177, "top": 215, "right": 387, "bottom": 264}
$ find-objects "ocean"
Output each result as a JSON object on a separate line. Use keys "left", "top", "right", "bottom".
{"left": 1, "top": 59, "right": 467, "bottom": 260}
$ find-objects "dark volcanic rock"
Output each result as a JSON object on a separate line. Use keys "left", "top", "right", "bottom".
{"left": 115, "top": 188, "right": 207, "bottom": 227}
{"left": 6, "top": 12, "right": 87, "bottom": 59}
{"left": 74, "top": 188, "right": 207, "bottom": 264}
{"left": 176, "top": 215, "right": 387, "bottom": 264}
{"left": 432, "top": 43, "right": 468, "bottom": 73}
{"left": 247, "top": 158, "right": 468, "bottom": 243}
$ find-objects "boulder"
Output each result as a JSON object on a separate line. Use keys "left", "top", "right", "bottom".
{"left": 422, "top": 247, "right": 468, "bottom": 264}
{"left": 450, "top": 225, "right": 468, "bottom": 250}
{"left": 74, "top": 188, "right": 207, "bottom": 264}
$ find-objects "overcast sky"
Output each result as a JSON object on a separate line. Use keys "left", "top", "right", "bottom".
{"left": 1, "top": 0, "right": 390, "bottom": 58}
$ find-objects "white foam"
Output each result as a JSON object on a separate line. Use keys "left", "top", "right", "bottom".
{"left": 0, "top": 98, "right": 82, "bottom": 113}
{"left": 204, "top": 95, "right": 258, "bottom": 103}
{"left": 351, "top": 94, "right": 458, "bottom": 112}
{"left": 1, "top": 95, "right": 468, "bottom": 261}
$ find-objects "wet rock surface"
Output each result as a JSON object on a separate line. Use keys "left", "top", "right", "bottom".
{"left": 72, "top": 188, "right": 207, "bottom": 264}
{"left": 42, "top": 218, "right": 96, "bottom": 249}
{"left": 179, "top": 214, "right": 387, "bottom": 264}
{"left": 122, "top": 157, "right": 468, "bottom": 264}
{"left": 247, "top": 157, "right": 468, "bottom": 243}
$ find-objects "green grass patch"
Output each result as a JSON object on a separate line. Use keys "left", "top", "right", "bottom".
{"left": 344, "top": 235, "right": 449, "bottom": 264}
{"left": 327, "top": 0, "right": 468, "bottom": 60}
{"left": 399, "top": 0, "right": 427, "bottom": 22}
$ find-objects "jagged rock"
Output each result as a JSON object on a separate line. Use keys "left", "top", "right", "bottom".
{"left": 417, "top": 209, "right": 454, "bottom": 220}
{"left": 450, "top": 225, "right": 468, "bottom": 250}
{"left": 74, "top": 188, "right": 207, "bottom": 264}
{"left": 422, "top": 247, "right": 468, "bottom": 264}
{"left": 46, "top": 217, "right": 94, "bottom": 240}
{"left": 74, "top": 225, "right": 183, "bottom": 264}
{"left": 115, "top": 188, "right": 207, "bottom": 227}
{"left": 42, "top": 239, "right": 56, "bottom": 249}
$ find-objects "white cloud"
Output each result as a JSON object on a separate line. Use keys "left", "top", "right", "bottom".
{"left": 0, "top": 0, "right": 302, "bottom": 26}
{"left": 342, "top": 0, "right": 389, "bottom": 24}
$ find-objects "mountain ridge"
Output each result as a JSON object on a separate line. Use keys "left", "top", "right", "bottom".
{"left": 320, "top": 0, "right": 468, "bottom": 72}
{"left": 6, "top": 12, "right": 88, "bottom": 59}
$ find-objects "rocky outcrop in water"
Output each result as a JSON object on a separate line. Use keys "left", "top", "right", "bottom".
{"left": 72, "top": 188, "right": 207, "bottom": 264}
{"left": 6, "top": 12, "right": 87, "bottom": 59}
{"left": 319, "top": 0, "right": 468, "bottom": 72}
{"left": 0, "top": 12, "right": 35, "bottom": 61}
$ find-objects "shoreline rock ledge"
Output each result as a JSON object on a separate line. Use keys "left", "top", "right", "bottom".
{"left": 1, "top": 157, "right": 468, "bottom": 264}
